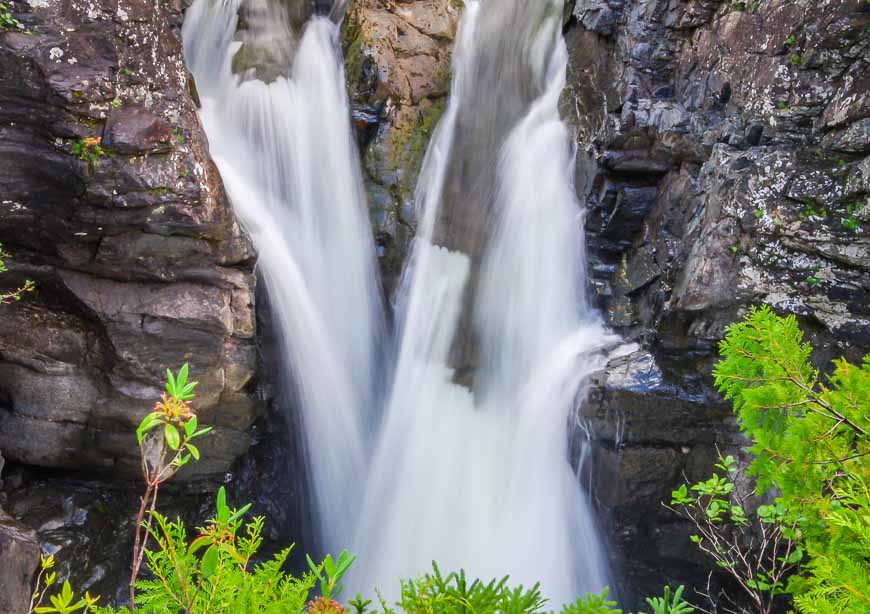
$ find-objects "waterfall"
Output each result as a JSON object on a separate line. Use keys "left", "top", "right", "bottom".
{"left": 184, "top": 0, "right": 615, "bottom": 605}
{"left": 351, "top": 1, "right": 615, "bottom": 603}
{"left": 183, "top": 0, "right": 386, "bottom": 553}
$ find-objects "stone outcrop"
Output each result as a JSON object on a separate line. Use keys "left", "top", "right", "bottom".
{"left": 563, "top": 0, "right": 869, "bottom": 605}
{"left": 0, "top": 0, "right": 260, "bottom": 481}
{"left": 343, "top": 0, "right": 459, "bottom": 294}
{"left": 0, "top": 505, "right": 40, "bottom": 614}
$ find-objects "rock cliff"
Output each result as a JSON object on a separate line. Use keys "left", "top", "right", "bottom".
{"left": 0, "top": 0, "right": 260, "bottom": 481}
{"left": 562, "top": 0, "right": 868, "bottom": 604}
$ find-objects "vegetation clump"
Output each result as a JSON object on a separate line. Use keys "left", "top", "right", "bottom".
{"left": 671, "top": 305, "right": 869, "bottom": 613}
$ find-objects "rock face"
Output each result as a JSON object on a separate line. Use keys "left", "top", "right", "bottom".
{"left": 0, "top": 0, "right": 260, "bottom": 481}
{"left": 562, "top": 0, "right": 869, "bottom": 605}
{"left": 0, "top": 505, "right": 40, "bottom": 614}
{"left": 343, "top": 0, "right": 459, "bottom": 295}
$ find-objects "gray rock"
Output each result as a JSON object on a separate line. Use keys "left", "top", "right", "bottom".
{"left": 101, "top": 107, "right": 174, "bottom": 155}
{"left": 0, "top": 0, "right": 260, "bottom": 481}
{"left": 0, "top": 507, "right": 40, "bottom": 614}
{"left": 562, "top": 0, "right": 869, "bottom": 603}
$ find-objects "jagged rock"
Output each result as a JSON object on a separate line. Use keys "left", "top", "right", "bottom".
{"left": 563, "top": 0, "right": 869, "bottom": 605}
{"left": 0, "top": 0, "right": 260, "bottom": 481}
{"left": 101, "top": 107, "right": 174, "bottom": 155}
{"left": 343, "top": 0, "right": 459, "bottom": 295}
{"left": 576, "top": 348, "right": 736, "bottom": 603}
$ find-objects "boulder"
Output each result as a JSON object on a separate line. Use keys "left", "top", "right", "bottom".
{"left": 101, "top": 107, "right": 174, "bottom": 155}
{"left": 0, "top": 507, "right": 40, "bottom": 614}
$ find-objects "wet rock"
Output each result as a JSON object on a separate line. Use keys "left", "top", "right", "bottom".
{"left": 563, "top": 0, "right": 869, "bottom": 604}
{"left": 576, "top": 348, "right": 737, "bottom": 604}
{"left": 344, "top": 0, "right": 458, "bottom": 295}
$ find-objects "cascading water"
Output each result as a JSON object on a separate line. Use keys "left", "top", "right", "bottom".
{"left": 184, "top": 0, "right": 615, "bottom": 605}
{"left": 352, "top": 1, "right": 615, "bottom": 603}
{"left": 183, "top": 0, "right": 386, "bottom": 553}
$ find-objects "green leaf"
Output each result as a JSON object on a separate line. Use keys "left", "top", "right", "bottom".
{"left": 164, "top": 424, "right": 180, "bottom": 451}
{"left": 136, "top": 412, "right": 163, "bottom": 443}
{"left": 201, "top": 545, "right": 219, "bottom": 577}
{"left": 165, "top": 367, "right": 177, "bottom": 397}
{"left": 187, "top": 443, "right": 200, "bottom": 460}
{"left": 184, "top": 415, "right": 197, "bottom": 438}
{"left": 176, "top": 363, "right": 188, "bottom": 393}
{"left": 216, "top": 486, "right": 229, "bottom": 524}
{"left": 227, "top": 503, "right": 252, "bottom": 524}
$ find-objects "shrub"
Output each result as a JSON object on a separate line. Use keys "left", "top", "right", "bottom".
{"left": 671, "top": 305, "right": 869, "bottom": 613}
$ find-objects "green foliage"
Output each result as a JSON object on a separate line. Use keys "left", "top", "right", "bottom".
{"left": 560, "top": 587, "right": 621, "bottom": 613}
{"left": 641, "top": 586, "right": 693, "bottom": 614}
{"left": 307, "top": 550, "right": 356, "bottom": 602}
{"left": 71, "top": 137, "right": 107, "bottom": 168}
{"left": 129, "top": 488, "right": 315, "bottom": 613}
{"left": 0, "top": 243, "right": 35, "bottom": 303}
{"left": 841, "top": 203, "right": 861, "bottom": 232}
{"left": 130, "top": 365, "right": 212, "bottom": 610}
{"left": 393, "top": 565, "right": 546, "bottom": 614}
{"left": 29, "top": 555, "right": 100, "bottom": 614}
{"left": 136, "top": 364, "right": 209, "bottom": 471}
{"left": 669, "top": 453, "right": 797, "bottom": 613}
{"left": 0, "top": 0, "right": 23, "bottom": 30}
{"left": 711, "top": 305, "right": 870, "bottom": 612}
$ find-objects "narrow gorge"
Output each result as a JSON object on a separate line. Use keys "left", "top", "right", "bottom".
{"left": 0, "top": 0, "right": 867, "bottom": 612}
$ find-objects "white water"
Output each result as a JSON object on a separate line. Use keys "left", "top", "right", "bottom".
{"left": 183, "top": 0, "right": 386, "bottom": 552}
{"left": 352, "top": 2, "right": 615, "bottom": 603}
{"left": 184, "top": 0, "right": 614, "bottom": 605}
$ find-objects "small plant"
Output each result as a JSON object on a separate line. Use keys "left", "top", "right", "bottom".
{"left": 643, "top": 586, "right": 694, "bottom": 614}
{"left": 560, "top": 587, "right": 622, "bottom": 613}
{"left": 71, "top": 137, "right": 107, "bottom": 171}
{"left": 121, "top": 67, "right": 134, "bottom": 77}
{"left": 172, "top": 127, "right": 185, "bottom": 144}
{"left": 130, "top": 364, "right": 211, "bottom": 610}
{"left": 0, "top": 243, "right": 35, "bottom": 303}
{"left": 775, "top": 101, "right": 787, "bottom": 110}
{"left": 669, "top": 455, "right": 798, "bottom": 614}
{"left": 805, "top": 275, "right": 821, "bottom": 286}
{"left": 841, "top": 217, "right": 859, "bottom": 231}
{"left": 798, "top": 202, "right": 824, "bottom": 219}
{"left": 110, "top": 98, "right": 122, "bottom": 108}
{"left": 839, "top": 201, "right": 860, "bottom": 231}
{"left": 784, "top": 34, "right": 797, "bottom": 47}
{"left": 306, "top": 550, "right": 356, "bottom": 603}
{"left": 28, "top": 555, "right": 100, "bottom": 614}
{"left": 132, "top": 488, "right": 316, "bottom": 613}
